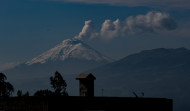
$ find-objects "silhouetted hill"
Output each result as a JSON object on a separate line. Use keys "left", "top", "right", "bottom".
{"left": 92, "top": 47, "right": 190, "bottom": 75}
{"left": 88, "top": 47, "right": 190, "bottom": 111}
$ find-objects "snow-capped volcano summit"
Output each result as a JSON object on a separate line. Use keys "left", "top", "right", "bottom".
{"left": 4, "top": 38, "right": 112, "bottom": 96}
{"left": 26, "top": 39, "right": 111, "bottom": 65}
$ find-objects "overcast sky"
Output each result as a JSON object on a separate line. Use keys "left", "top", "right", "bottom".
{"left": 0, "top": 0, "right": 190, "bottom": 69}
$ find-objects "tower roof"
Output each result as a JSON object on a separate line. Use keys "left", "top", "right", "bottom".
{"left": 76, "top": 73, "right": 96, "bottom": 80}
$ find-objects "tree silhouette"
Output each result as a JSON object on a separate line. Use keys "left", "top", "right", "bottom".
{"left": 34, "top": 89, "right": 53, "bottom": 96}
{"left": 23, "top": 91, "right": 29, "bottom": 97}
{"left": 17, "top": 90, "right": 22, "bottom": 97}
{"left": 0, "top": 72, "right": 14, "bottom": 97}
{"left": 50, "top": 71, "right": 68, "bottom": 96}
{"left": 17, "top": 90, "right": 30, "bottom": 97}
{"left": 34, "top": 71, "right": 68, "bottom": 96}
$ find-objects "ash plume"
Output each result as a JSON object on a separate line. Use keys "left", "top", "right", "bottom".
{"left": 74, "top": 20, "right": 98, "bottom": 40}
{"left": 75, "top": 11, "right": 177, "bottom": 40}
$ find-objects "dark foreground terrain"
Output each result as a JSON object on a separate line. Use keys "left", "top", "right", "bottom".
{"left": 0, "top": 96, "right": 172, "bottom": 111}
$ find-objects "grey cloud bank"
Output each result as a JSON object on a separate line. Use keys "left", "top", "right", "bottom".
{"left": 50, "top": 0, "right": 190, "bottom": 9}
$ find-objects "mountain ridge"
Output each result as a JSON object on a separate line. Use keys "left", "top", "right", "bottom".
{"left": 86, "top": 47, "right": 190, "bottom": 111}
{"left": 3, "top": 38, "right": 113, "bottom": 96}
{"left": 26, "top": 38, "right": 112, "bottom": 65}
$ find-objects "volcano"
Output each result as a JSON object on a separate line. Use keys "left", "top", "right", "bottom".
{"left": 4, "top": 38, "right": 112, "bottom": 95}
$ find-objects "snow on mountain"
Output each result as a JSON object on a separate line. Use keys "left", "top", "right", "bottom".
{"left": 26, "top": 39, "right": 111, "bottom": 65}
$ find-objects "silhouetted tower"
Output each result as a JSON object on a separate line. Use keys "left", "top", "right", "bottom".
{"left": 76, "top": 73, "right": 96, "bottom": 97}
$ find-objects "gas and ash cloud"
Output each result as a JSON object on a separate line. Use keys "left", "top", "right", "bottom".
{"left": 100, "top": 19, "right": 122, "bottom": 40}
{"left": 74, "top": 20, "right": 98, "bottom": 40}
{"left": 75, "top": 11, "right": 177, "bottom": 40}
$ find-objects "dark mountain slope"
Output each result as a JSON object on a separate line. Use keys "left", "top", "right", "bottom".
{"left": 88, "top": 47, "right": 190, "bottom": 111}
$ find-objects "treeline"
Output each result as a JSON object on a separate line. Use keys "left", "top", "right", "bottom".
{"left": 0, "top": 71, "right": 68, "bottom": 97}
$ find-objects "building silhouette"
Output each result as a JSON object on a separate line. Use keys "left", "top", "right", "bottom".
{"left": 76, "top": 73, "right": 96, "bottom": 97}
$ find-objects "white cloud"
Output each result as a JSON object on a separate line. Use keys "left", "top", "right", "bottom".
{"left": 0, "top": 62, "right": 20, "bottom": 71}
{"left": 48, "top": 0, "right": 190, "bottom": 9}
